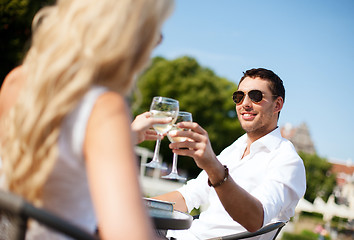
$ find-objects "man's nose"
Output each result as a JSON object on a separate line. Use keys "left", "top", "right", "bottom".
{"left": 242, "top": 94, "right": 252, "bottom": 107}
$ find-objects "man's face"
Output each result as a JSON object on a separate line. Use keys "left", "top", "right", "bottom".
{"left": 236, "top": 77, "right": 281, "bottom": 139}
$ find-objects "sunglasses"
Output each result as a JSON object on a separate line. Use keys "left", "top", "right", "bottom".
{"left": 233, "top": 90, "right": 277, "bottom": 104}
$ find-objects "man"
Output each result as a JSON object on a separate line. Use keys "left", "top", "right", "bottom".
{"left": 156, "top": 68, "right": 306, "bottom": 239}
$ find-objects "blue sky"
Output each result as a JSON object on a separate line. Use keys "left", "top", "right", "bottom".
{"left": 152, "top": 0, "right": 354, "bottom": 164}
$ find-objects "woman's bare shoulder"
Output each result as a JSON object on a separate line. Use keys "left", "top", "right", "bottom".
{"left": 1, "top": 66, "right": 25, "bottom": 90}
{"left": 86, "top": 90, "right": 131, "bottom": 132}
{"left": 93, "top": 91, "right": 128, "bottom": 116}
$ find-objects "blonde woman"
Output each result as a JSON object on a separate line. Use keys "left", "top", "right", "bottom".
{"left": 0, "top": 0, "right": 174, "bottom": 239}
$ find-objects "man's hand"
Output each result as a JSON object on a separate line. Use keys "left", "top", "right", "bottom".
{"left": 167, "top": 122, "right": 218, "bottom": 171}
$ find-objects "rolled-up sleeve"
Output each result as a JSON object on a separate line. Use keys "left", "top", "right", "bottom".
{"left": 251, "top": 149, "right": 306, "bottom": 225}
{"left": 177, "top": 170, "right": 210, "bottom": 213}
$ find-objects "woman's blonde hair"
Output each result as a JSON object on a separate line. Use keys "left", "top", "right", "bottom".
{"left": 1, "top": 0, "right": 173, "bottom": 205}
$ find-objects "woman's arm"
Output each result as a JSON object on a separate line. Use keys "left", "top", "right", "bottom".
{"left": 84, "top": 92, "right": 155, "bottom": 239}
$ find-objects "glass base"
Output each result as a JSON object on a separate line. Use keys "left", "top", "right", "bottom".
{"left": 142, "top": 161, "right": 167, "bottom": 170}
{"left": 161, "top": 172, "right": 186, "bottom": 181}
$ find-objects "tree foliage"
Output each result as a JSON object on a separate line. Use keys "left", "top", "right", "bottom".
{"left": 0, "top": 0, "right": 55, "bottom": 85}
{"left": 299, "top": 152, "right": 336, "bottom": 203}
{"left": 132, "top": 56, "right": 244, "bottom": 178}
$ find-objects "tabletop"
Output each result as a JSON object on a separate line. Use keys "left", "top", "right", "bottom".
{"left": 149, "top": 207, "right": 193, "bottom": 230}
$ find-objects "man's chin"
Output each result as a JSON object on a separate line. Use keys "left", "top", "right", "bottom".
{"left": 240, "top": 121, "right": 255, "bottom": 131}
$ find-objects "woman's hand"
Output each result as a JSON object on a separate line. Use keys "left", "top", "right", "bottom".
{"left": 131, "top": 112, "right": 172, "bottom": 144}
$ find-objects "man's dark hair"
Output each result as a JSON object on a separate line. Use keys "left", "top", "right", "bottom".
{"left": 239, "top": 68, "right": 285, "bottom": 103}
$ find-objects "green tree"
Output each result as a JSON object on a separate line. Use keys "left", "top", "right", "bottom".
{"left": 132, "top": 56, "right": 244, "bottom": 178}
{"left": 299, "top": 152, "right": 336, "bottom": 203}
{"left": 0, "top": 0, "right": 54, "bottom": 85}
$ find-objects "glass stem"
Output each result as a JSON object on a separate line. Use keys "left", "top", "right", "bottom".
{"left": 151, "top": 135, "right": 162, "bottom": 162}
{"left": 171, "top": 153, "right": 179, "bottom": 174}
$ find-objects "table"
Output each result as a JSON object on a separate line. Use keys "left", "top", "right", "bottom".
{"left": 149, "top": 208, "right": 193, "bottom": 230}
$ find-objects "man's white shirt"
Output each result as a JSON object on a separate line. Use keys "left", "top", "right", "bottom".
{"left": 167, "top": 128, "right": 306, "bottom": 240}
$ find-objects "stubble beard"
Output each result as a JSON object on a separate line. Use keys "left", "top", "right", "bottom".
{"left": 239, "top": 112, "right": 275, "bottom": 140}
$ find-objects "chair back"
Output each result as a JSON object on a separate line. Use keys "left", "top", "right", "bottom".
{"left": 0, "top": 189, "right": 28, "bottom": 240}
{"left": 0, "top": 190, "right": 99, "bottom": 240}
{"left": 208, "top": 221, "right": 287, "bottom": 240}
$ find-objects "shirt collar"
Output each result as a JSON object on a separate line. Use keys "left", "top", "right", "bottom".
{"left": 236, "top": 127, "right": 282, "bottom": 153}
{"left": 250, "top": 127, "right": 282, "bottom": 152}
{"left": 235, "top": 127, "right": 282, "bottom": 151}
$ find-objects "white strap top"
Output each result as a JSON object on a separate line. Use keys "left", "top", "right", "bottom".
{"left": 27, "top": 86, "right": 107, "bottom": 239}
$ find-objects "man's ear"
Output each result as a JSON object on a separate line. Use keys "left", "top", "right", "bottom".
{"left": 274, "top": 96, "right": 284, "bottom": 114}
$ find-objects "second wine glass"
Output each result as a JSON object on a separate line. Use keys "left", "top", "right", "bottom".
{"left": 143, "top": 96, "right": 179, "bottom": 169}
{"left": 162, "top": 111, "right": 193, "bottom": 181}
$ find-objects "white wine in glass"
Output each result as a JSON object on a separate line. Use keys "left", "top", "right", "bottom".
{"left": 162, "top": 111, "right": 192, "bottom": 181}
{"left": 143, "top": 97, "right": 179, "bottom": 169}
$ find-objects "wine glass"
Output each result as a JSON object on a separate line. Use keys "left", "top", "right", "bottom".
{"left": 162, "top": 111, "right": 192, "bottom": 181}
{"left": 143, "top": 96, "right": 179, "bottom": 169}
